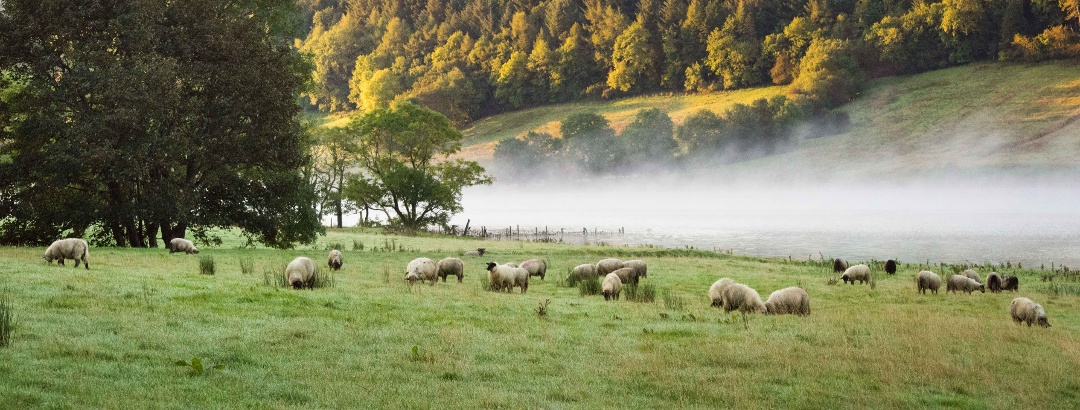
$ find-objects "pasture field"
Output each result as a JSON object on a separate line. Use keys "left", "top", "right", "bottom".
{"left": 1, "top": 228, "right": 1078, "bottom": 408}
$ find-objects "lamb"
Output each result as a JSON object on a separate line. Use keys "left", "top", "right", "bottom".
{"left": 436, "top": 257, "right": 465, "bottom": 283}
{"left": 327, "top": 249, "right": 343, "bottom": 271}
{"left": 961, "top": 269, "right": 981, "bottom": 283}
{"left": 570, "top": 264, "right": 598, "bottom": 280}
{"left": 610, "top": 267, "right": 644, "bottom": 286}
{"left": 841, "top": 264, "right": 871, "bottom": 285}
{"left": 764, "top": 287, "right": 810, "bottom": 316}
{"left": 285, "top": 256, "right": 317, "bottom": 289}
{"left": 463, "top": 248, "right": 486, "bottom": 257}
{"left": 884, "top": 259, "right": 897, "bottom": 275}
{"left": 833, "top": 258, "right": 848, "bottom": 273}
{"left": 405, "top": 258, "right": 438, "bottom": 286}
{"left": 623, "top": 260, "right": 647, "bottom": 280}
{"left": 168, "top": 238, "right": 199, "bottom": 255}
{"left": 596, "top": 258, "right": 625, "bottom": 276}
{"left": 708, "top": 278, "right": 737, "bottom": 308}
{"left": 485, "top": 262, "right": 522, "bottom": 293}
{"left": 520, "top": 259, "right": 548, "bottom": 280}
{"left": 42, "top": 238, "right": 90, "bottom": 269}
{"left": 916, "top": 270, "right": 941, "bottom": 294}
{"left": 946, "top": 275, "right": 985, "bottom": 294}
{"left": 602, "top": 272, "right": 622, "bottom": 301}
{"left": 721, "top": 283, "right": 766, "bottom": 313}
{"left": 1010, "top": 297, "right": 1051, "bottom": 327}
{"left": 986, "top": 272, "right": 1003, "bottom": 293}
{"left": 1002, "top": 275, "right": 1019, "bottom": 291}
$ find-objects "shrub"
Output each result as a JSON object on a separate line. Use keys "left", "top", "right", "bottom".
{"left": 198, "top": 256, "right": 215, "bottom": 276}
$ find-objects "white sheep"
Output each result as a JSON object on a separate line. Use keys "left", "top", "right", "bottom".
{"left": 1010, "top": 297, "right": 1051, "bottom": 327}
{"left": 285, "top": 256, "right": 317, "bottom": 289}
{"left": 42, "top": 238, "right": 90, "bottom": 269}
{"left": 405, "top": 258, "right": 438, "bottom": 286}
{"left": 596, "top": 258, "right": 624, "bottom": 276}
{"left": 602, "top": 273, "right": 622, "bottom": 301}
{"left": 485, "top": 262, "right": 522, "bottom": 293}
{"left": 570, "top": 264, "right": 598, "bottom": 281}
{"left": 463, "top": 248, "right": 486, "bottom": 257}
{"left": 764, "top": 287, "right": 810, "bottom": 316}
{"left": 610, "top": 267, "right": 644, "bottom": 286}
{"left": 916, "top": 270, "right": 941, "bottom": 294}
{"left": 841, "top": 264, "right": 871, "bottom": 285}
{"left": 520, "top": 259, "right": 548, "bottom": 280}
{"left": 327, "top": 249, "right": 343, "bottom": 271}
{"left": 623, "top": 260, "right": 647, "bottom": 280}
{"left": 946, "top": 275, "right": 985, "bottom": 294}
{"left": 436, "top": 257, "right": 464, "bottom": 283}
{"left": 168, "top": 238, "right": 199, "bottom": 255}
{"left": 722, "top": 283, "right": 766, "bottom": 314}
{"left": 961, "top": 269, "right": 981, "bottom": 283}
{"left": 708, "top": 278, "right": 736, "bottom": 308}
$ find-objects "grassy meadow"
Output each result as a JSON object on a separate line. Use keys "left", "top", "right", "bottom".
{"left": 0, "top": 228, "right": 1078, "bottom": 408}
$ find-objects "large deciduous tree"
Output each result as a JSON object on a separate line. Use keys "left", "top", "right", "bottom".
{"left": 0, "top": 0, "right": 322, "bottom": 248}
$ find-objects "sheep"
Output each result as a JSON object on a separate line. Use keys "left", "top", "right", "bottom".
{"left": 509, "top": 265, "right": 530, "bottom": 293}
{"left": 485, "top": 262, "right": 521, "bottom": 293}
{"left": 610, "top": 267, "right": 645, "bottom": 286}
{"left": 833, "top": 258, "right": 848, "bottom": 274}
{"left": 961, "top": 269, "right": 981, "bottom": 284}
{"left": 884, "top": 259, "right": 897, "bottom": 275}
{"left": 721, "top": 283, "right": 766, "bottom": 314}
{"left": 764, "top": 287, "right": 811, "bottom": 316}
{"left": 841, "top": 264, "right": 871, "bottom": 285}
{"left": 570, "top": 264, "right": 598, "bottom": 281}
{"left": 327, "top": 249, "right": 343, "bottom": 271}
{"left": 986, "top": 272, "right": 1003, "bottom": 293}
{"left": 463, "top": 248, "right": 486, "bottom": 257}
{"left": 42, "top": 238, "right": 90, "bottom": 269}
{"left": 405, "top": 258, "right": 438, "bottom": 286}
{"left": 916, "top": 270, "right": 941, "bottom": 294}
{"left": 436, "top": 257, "right": 465, "bottom": 283}
{"left": 405, "top": 271, "right": 421, "bottom": 285}
{"left": 168, "top": 238, "right": 199, "bottom": 255}
{"left": 623, "top": 260, "right": 647, "bottom": 280}
{"left": 946, "top": 275, "right": 985, "bottom": 294}
{"left": 602, "top": 273, "right": 622, "bottom": 301}
{"left": 708, "top": 278, "right": 736, "bottom": 308}
{"left": 1010, "top": 297, "right": 1051, "bottom": 327}
{"left": 596, "top": 258, "right": 625, "bottom": 276}
{"left": 520, "top": 259, "right": 548, "bottom": 280}
{"left": 285, "top": 257, "right": 317, "bottom": 289}
{"left": 1002, "top": 275, "right": 1019, "bottom": 291}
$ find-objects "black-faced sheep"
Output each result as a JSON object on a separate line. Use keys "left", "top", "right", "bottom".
{"left": 721, "top": 283, "right": 766, "bottom": 314}
{"left": 1002, "top": 275, "right": 1019, "bottom": 291}
{"left": 570, "top": 264, "right": 598, "bottom": 281}
{"left": 327, "top": 249, "right": 343, "bottom": 271}
{"left": 764, "top": 287, "right": 810, "bottom": 316}
{"left": 833, "top": 258, "right": 848, "bottom": 274}
{"left": 168, "top": 238, "right": 199, "bottom": 255}
{"left": 437, "top": 257, "right": 465, "bottom": 282}
{"left": 285, "top": 256, "right": 317, "bottom": 289}
{"left": 520, "top": 259, "right": 548, "bottom": 280}
{"left": 708, "top": 278, "right": 736, "bottom": 308}
{"left": 946, "top": 275, "right": 985, "bottom": 294}
{"left": 1010, "top": 297, "right": 1050, "bottom": 327}
{"left": 596, "top": 258, "right": 625, "bottom": 276}
{"left": 916, "top": 270, "right": 941, "bottom": 294}
{"left": 464, "top": 248, "right": 486, "bottom": 257}
{"left": 623, "top": 260, "right": 647, "bottom": 280}
{"left": 961, "top": 269, "right": 981, "bottom": 284}
{"left": 841, "top": 264, "right": 871, "bottom": 285}
{"left": 602, "top": 272, "right": 622, "bottom": 301}
{"left": 405, "top": 258, "right": 438, "bottom": 286}
{"left": 884, "top": 259, "right": 897, "bottom": 275}
{"left": 986, "top": 272, "right": 1002, "bottom": 293}
{"left": 43, "top": 238, "right": 90, "bottom": 269}
{"left": 485, "top": 262, "right": 522, "bottom": 293}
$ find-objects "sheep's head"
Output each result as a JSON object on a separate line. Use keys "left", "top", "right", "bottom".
{"left": 192, "top": 249, "right": 199, "bottom": 254}
{"left": 977, "top": 283, "right": 985, "bottom": 293}
{"left": 476, "top": 248, "right": 486, "bottom": 256}
{"left": 1037, "top": 316, "right": 1051, "bottom": 327}
{"left": 485, "top": 262, "right": 497, "bottom": 271}
{"left": 291, "top": 280, "right": 303, "bottom": 289}
{"left": 841, "top": 274, "right": 850, "bottom": 283}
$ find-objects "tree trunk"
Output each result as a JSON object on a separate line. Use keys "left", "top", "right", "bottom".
{"left": 336, "top": 197, "right": 343, "bottom": 228}
{"left": 111, "top": 222, "right": 127, "bottom": 247}
{"left": 146, "top": 222, "right": 159, "bottom": 248}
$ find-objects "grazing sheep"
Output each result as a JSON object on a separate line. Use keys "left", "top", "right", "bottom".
{"left": 721, "top": 283, "right": 766, "bottom": 314}
{"left": 570, "top": 264, "right": 598, "bottom": 280}
{"left": 485, "top": 262, "right": 521, "bottom": 293}
{"left": 841, "top": 264, "right": 871, "bottom": 285}
{"left": 623, "top": 260, "right": 647, "bottom": 280}
{"left": 436, "top": 257, "right": 465, "bottom": 283}
{"left": 1010, "top": 297, "right": 1051, "bottom": 327}
{"left": 405, "top": 271, "right": 421, "bottom": 285}
{"left": 509, "top": 265, "right": 530, "bottom": 293}
{"left": 986, "top": 272, "right": 1003, "bottom": 293}
{"left": 610, "top": 267, "right": 645, "bottom": 286}
{"left": 327, "top": 249, "right": 343, "bottom": 271}
{"left": 405, "top": 258, "right": 438, "bottom": 286}
{"left": 42, "top": 238, "right": 90, "bottom": 269}
{"left": 285, "top": 257, "right": 317, "bottom": 289}
{"left": 884, "top": 259, "right": 897, "bottom": 275}
{"left": 833, "top": 258, "right": 848, "bottom": 274}
{"left": 596, "top": 258, "right": 625, "bottom": 276}
{"left": 520, "top": 259, "right": 548, "bottom": 280}
{"left": 504, "top": 262, "right": 518, "bottom": 268}
{"left": 1002, "top": 275, "right": 1019, "bottom": 292}
{"left": 708, "top": 278, "right": 737, "bottom": 308}
{"left": 602, "top": 273, "right": 622, "bottom": 301}
{"left": 916, "top": 270, "right": 942, "bottom": 294}
{"left": 464, "top": 248, "right": 486, "bottom": 257}
{"left": 962, "top": 269, "right": 981, "bottom": 283}
{"left": 764, "top": 287, "right": 811, "bottom": 316}
{"left": 946, "top": 275, "right": 985, "bottom": 294}
{"left": 168, "top": 238, "right": 199, "bottom": 255}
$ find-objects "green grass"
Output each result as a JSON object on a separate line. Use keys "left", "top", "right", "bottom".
{"left": 1, "top": 227, "right": 1078, "bottom": 408}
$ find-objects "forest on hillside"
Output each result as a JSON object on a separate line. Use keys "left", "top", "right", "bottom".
{"left": 298, "top": 0, "right": 1080, "bottom": 124}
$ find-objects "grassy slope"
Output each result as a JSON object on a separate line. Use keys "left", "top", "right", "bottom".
{"left": 1, "top": 229, "right": 1078, "bottom": 408}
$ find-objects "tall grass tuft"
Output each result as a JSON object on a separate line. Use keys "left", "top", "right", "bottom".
{"left": 312, "top": 268, "right": 335, "bottom": 289}
{"left": 382, "top": 262, "right": 392, "bottom": 284}
{"left": 564, "top": 267, "right": 579, "bottom": 287}
{"left": 624, "top": 282, "right": 657, "bottom": 303}
{"left": 661, "top": 288, "right": 684, "bottom": 310}
{"left": 578, "top": 277, "right": 601, "bottom": 296}
{"left": 239, "top": 258, "right": 254, "bottom": 275}
{"left": 353, "top": 240, "right": 364, "bottom": 251}
{"left": 263, "top": 265, "right": 287, "bottom": 288}
{"left": 326, "top": 243, "right": 343, "bottom": 251}
{"left": 0, "top": 294, "right": 13, "bottom": 348}
{"left": 1046, "top": 282, "right": 1080, "bottom": 297}
{"left": 198, "top": 256, "right": 216, "bottom": 276}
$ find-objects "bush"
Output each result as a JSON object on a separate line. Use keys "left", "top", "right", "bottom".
{"left": 198, "top": 256, "right": 215, "bottom": 276}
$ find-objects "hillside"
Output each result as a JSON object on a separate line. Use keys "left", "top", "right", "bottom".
{"left": 459, "top": 62, "right": 1080, "bottom": 179}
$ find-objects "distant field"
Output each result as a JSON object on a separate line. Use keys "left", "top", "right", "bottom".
{"left": 1, "top": 229, "right": 1077, "bottom": 408}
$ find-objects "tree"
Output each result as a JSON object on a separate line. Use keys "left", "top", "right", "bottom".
{"left": 0, "top": 0, "right": 322, "bottom": 248}
{"left": 790, "top": 37, "right": 865, "bottom": 109}
{"left": 560, "top": 112, "right": 621, "bottom": 173}
{"left": 620, "top": 108, "right": 678, "bottom": 164}
{"left": 495, "top": 51, "right": 530, "bottom": 108}
{"left": 309, "top": 127, "right": 359, "bottom": 228}
{"left": 341, "top": 101, "right": 491, "bottom": 230}
{"left": 607, "top": 21, "right": 654, "bottom": 92}
{"left": 675, "top": 109, "right": 727, "bottom": 152}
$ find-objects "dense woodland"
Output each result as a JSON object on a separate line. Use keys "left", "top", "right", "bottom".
{"left": 298, "top": 0, "right": 1080, "bottom": 124}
